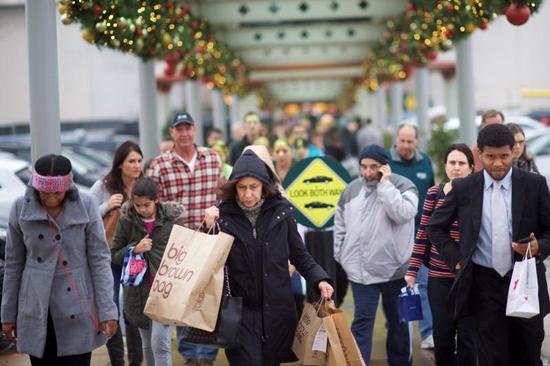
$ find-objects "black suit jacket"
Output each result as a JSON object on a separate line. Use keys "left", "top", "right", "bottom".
{"left": 426, "top": 167, "right": 550, "bottom": 319}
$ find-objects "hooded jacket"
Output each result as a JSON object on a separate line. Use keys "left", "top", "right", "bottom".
{"left": 219, "top": 151, "right": 331, "bottom": 364}
{"left": 334, "top": 175, "right": 418, "bottom": 285}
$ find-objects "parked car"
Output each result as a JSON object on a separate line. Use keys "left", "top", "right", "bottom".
{"left": 444, "top": 115, "right": 545, "bottom": 137}
{"left": 0, "top": 142, "right": 107, "bottom": 187}
{"left": 525, "top": 130, "right": 550, "bottom": 182}
{"left": 0, "top": 155, "right": 89, "bottom": 221}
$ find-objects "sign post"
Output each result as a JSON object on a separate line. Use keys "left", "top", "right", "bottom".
{"left": 283, "top": 157, "right": 352, "bottom": 304}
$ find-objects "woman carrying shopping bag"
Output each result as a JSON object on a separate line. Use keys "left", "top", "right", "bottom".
{"left": 205, "top": 149, "right": 334, "bottom": 366}
{"left": 111, "top": 177, "right": 185, "bottom": 366}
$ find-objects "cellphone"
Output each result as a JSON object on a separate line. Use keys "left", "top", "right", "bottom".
{"left": 517, "top": 236, "right": 531, "bottom": 244}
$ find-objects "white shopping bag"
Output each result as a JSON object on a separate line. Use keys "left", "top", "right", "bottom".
{"left": 505, "top": 243, "right": 539, "bottom": 318}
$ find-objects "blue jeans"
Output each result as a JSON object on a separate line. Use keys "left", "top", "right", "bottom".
{"left": 350, "top": 280, "right": 411, "bottom": 366}
{"left": 139, "top": 321, "right": 173, "bottom": 366}
{"left": 176, "top": 327, "right": 218, "bottom": 361}
{"left": 416, "top": 265, "right": 433, "bottom": 340}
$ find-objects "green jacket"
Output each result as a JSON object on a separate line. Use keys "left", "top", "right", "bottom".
{"left": 111, "top": 201, "right": 184, "bottom": 329}
{"left": 389, "top": 147, "right": 434, "bottom": 230}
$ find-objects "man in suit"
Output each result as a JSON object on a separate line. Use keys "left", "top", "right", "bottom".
{"left": 427, "top": 123, "right": 550, "bottom": 365}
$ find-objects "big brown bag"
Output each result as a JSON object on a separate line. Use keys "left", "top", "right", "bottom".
{"left": 103, "top": 208, "right": 121, "bottom": 247}
{"left": 292, "top": 299, "right": 328, "bottom": 365}
{"left": 144, "top": 224, "right": 234, "bottom": 331}
{"left": 322, "top": 301, "right": 366, "bottom": 366}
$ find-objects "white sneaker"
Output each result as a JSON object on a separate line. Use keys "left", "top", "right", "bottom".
{"left": 420, "top": 334, "right": 434, "bottom": 349}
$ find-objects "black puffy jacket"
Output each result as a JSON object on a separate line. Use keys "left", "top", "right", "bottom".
{"left": 218, "top": 195, "right": 331, "bottom": 365}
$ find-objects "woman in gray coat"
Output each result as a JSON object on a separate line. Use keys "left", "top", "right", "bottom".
{"left": 1, "top": 154, "right": 118, "bottom": 365}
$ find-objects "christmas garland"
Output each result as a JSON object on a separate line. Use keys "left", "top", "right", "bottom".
{"left": 362, "top": 0, "right": 543, "bottom": 90}
{"left": 59, "top": 0, "right": 249, "bottom": 95}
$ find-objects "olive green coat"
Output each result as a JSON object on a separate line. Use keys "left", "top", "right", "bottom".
{"left": 111, "top": 201, "right": 184, "bottom": 329}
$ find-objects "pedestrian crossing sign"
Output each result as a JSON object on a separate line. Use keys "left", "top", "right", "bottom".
{"left": 283, "top": 157, "right": 351, "bottom": 229}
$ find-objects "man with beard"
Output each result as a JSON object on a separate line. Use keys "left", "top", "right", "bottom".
{"left": 334, "top": 145, "right": 418, "bottom": 366}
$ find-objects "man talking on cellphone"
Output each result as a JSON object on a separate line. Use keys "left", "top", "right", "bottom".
{"left": 334, "top": 144, "right": 418, "bottom": 365}
{"left": 427, "top": 124, "right": 550, "bottom": 365}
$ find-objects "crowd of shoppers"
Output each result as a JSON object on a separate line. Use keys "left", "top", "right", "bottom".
{"left": 1, "top": 107, "right": 549, "bottom": 366}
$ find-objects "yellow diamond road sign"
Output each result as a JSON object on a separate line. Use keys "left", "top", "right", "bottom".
{"left": 286, "top": 158, "right": 348, "bottom": 228}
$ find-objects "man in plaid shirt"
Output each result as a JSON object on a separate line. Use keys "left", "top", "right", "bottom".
{"left": 147, "top": 111, "right": 222, "bottom": 366}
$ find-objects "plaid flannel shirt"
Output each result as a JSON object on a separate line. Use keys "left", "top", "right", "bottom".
{"left": 147, "top": 146, "right": 222, "bottom": 230}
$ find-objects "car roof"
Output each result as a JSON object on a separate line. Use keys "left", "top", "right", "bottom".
{"left": 0, "top": 156, "right": 30, "bottom": 172}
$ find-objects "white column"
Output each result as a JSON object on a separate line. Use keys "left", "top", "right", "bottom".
{"left": 138, "top": 60, "right": 159, "bottom": 161}
{"left": 374, "top": 86, "right": 387, "bottom": 129}
{"left": 156, "top": 91, "right": 170, "bottom": 140}
{"left": 389, "top": 82, "right": 404, "bottom": 130}
{"left": 211, "top": 89, "right": 227, "bottom": 140}
{"left": 456, "top": 38, "right": 477, "bottom": 146}
{"left": 229, "top": 94, "right": 240, "bottom": 125}
{"left": 444, "top": 77, "right": 459, "bottom": 119}
{"left": 184, "top": 80, "right": 204, "bottom": 145}
{"left": 27, "top": 0, "right": 61, "bottom": 163}
{"left": 170, "top": 81, "right": 185, "bottom": 111}
{"left": 415, "top": 67, "right": 430, "bottom": 149}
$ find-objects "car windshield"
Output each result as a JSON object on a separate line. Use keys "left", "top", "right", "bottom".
{"left": 527, "top": 134, "right": 550, "bottom": 155}
{"left": 15, "top": 166, "right": 32, "bottom": 185}
{"left": 62, "top": 149, "right": 100, "bottom": 174}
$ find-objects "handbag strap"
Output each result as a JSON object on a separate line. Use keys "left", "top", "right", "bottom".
{"left": 525, "top": 241, "right": 533, "bottom": 259}
{"left": 224, "top": 266, "right": 232, "bottom": 296}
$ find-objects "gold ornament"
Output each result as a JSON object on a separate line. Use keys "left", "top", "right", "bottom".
{"left": 58, "top": 3, "right": 69, "bottom": 15}
{"left": 135, "top": 38, "right": 144, "bottom": 52}
{"left": 95, "top": 21, "right": 107, "bottom": 32}
{"left": 466, "top": 23, "right": 476, "bottom": 32}
{"left": 60, "top": 13, "right": 73, "bottom": 25}
{"left": 81, "top": 30, "right": 95, "bottom": 43}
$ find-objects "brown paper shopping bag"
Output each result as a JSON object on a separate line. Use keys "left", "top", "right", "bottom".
{"left": 144, "top": 224, "right": 234, "bottom": 331}
{"left": 323, "top": 301, "right": 366, "bottom": 366}
{"left": 292, "top": 300, "right": 327, "bottom": 365}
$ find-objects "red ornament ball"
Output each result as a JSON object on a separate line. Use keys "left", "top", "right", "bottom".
{"left": 164, "top": 64, "right": 176, "bottom": 77}
{"left": 479, "top": 21, "right": 488, "bottom": 30}
{"left": 191, "top": 20, "right": 199, "bottom": 30}
{"left": 406, "top": 3, "right": 415, "bottom": 12}
{"left": 93, "top": 5, "right": 102, "bottom": 15}
{"left": 427, "top": 51, "right": 437, "bottom": 61}
{"left": 505, "top": 3, "right": 531, "bottom": 26}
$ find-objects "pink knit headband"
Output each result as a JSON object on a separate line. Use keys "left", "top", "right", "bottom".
{"left": 31, "top": 171, "right": 72, "bottom": 193}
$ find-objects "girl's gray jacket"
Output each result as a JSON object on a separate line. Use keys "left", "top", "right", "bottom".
{"left": 1, "top": 185, "right": 117, "bottom": 358}
{"left": 333, "top": 175, "right": 418, "bottom": 285}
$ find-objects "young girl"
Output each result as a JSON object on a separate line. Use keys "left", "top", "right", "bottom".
{"left": 111, "top": 177, "right": 184, "bottom": 366}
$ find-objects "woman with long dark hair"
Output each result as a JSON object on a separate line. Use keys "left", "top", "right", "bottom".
{"left": 205, "top": 150, "right": 334, "bottom": 366}
{"left": 2, "top": 154, "right": 117, "bottom": 365}
{"left": 506, "top": 123, "right": 539, "bottom": 173}
{"left": 90, "top": 140, "right": 144, "bottom": 366}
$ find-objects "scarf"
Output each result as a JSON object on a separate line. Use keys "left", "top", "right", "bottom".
{"left": 237, "top": 198, "right": 265, "bottom": 227}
